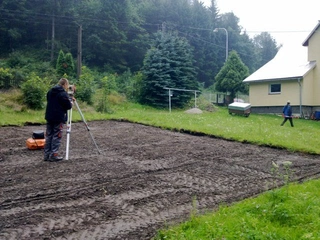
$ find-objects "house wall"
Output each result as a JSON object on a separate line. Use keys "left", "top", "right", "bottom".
{"left": 307, "top": 30, "right": 320, "bottom": 62}
{"left": 247, "top": 24, "right": 320, "bottom": 115}
{"left": 302, "top": 71, "right": 314, "bottom": 105}
{"left": 248, "top": 80, "right": 299, "bottom": 107}
{"left": 312, "top": 65, "right": 320, "bottom": 105}
{"left": 308, "top": 29, "right": 320, "bottom": 106}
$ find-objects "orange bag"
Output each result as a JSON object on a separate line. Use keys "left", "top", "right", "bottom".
{"left": 26, "top": 138, "right": 45, "bottom": 150}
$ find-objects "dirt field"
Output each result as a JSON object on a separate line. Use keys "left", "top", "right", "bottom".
{"left": 1, "top": 120, "right": 320, "bottom": 240}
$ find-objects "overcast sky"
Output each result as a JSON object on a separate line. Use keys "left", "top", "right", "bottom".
{"left": 202, "top": 0, "right": 319, "bottom": 46}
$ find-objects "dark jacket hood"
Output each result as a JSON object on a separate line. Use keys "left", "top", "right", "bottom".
{"left": 50, "top": 85, "right": 65, "bottom": 95}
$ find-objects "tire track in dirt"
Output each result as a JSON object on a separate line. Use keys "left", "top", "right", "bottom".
{"left": 2, "top": 121, "right": 320, "bottom": 239}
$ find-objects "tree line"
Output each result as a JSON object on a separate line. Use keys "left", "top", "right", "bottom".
{"left": 0, "top": 0, "right": 278, "bottom": 108}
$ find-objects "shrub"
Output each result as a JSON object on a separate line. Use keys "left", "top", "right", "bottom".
{"left": 56, "top": 50, "right": 75, "bottom": 78}
{"left": 96, "top": 74, "right": 117, "bottom": 113}
{"left": 74, "top": 66, "right": 95, "bottom": 104}
{"left": 0, "top": 68, "right": 14, "bottom": 89}
{"left": 7, "top": 51, "right": 28, "bottom": 68}
{"left": 21, "top": 73, "right": 51, "bottom": 109}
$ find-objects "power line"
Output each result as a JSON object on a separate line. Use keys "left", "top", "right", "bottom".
{"left": 0, "top": 8, "right": 314, "bottom": 34}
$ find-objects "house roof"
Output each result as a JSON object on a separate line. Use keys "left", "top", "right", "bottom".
{"left": 243, "top": 42, "right": 316, "bottom": 83}
{"left": 302, "top": 20, "right": 320, "bottom": 46}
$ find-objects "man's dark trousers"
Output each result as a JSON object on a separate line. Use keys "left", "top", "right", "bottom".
{"left": 281, "top": 117, "right": 294, "bottom": 127}
{"left": 44, "top": 122, "right": 63, "bottom": 158}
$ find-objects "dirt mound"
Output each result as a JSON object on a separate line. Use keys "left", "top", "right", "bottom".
{"left": 185, "top": 107, "right": 203, "bottom": 114}
{"left": 1, "top": 120, "right": 320, "bottom": 239}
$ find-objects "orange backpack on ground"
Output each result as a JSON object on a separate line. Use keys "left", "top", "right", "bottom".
{"left": 26, "top": 130, "right": 46, "bottom": 150}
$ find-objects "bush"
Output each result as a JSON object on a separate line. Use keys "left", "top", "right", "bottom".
{"left": 21, "top": 73, "right": 51, "bottom": 109}
{"left": 74, "top": 66, "right": 95, "bottom": 104}
{"left": 7, "top": 51, "right": 29, "bottom": 68}
{"left": 96, "top": 74, "right": 117, "bottom": 113}
{"left": 0, "top": 68, "right": 14, "bottom": 89}
{"left": 56, "top": 50, "right": 75, "bottom": 78}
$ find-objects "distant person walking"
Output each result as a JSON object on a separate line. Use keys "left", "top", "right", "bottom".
{"left": 281, "top": 101, "right": 294, "bottom": 127}
{"left": 44, "top": 78, "right": 73, "bottom": 161}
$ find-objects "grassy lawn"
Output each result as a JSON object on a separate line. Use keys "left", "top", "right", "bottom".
{"left": 2, "top": 97, "right": 319, "bottom": 154}
{"left": 154, "top": 179, "right": 320, "bottom": 240}
{"left": 2, "top": 90, "right": 320, "bottom": 239}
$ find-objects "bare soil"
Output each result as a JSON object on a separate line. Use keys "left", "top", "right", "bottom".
{"left": 1, "top": 120, "right": 320, "bottom": 240}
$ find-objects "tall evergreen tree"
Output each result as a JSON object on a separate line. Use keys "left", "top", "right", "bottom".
{"left": 56, "top": 50, "right": 75, "bottom": 78}
{"left": 253, "top": 32, "right": 278, "bottom": 67}
{"left": 141, "top": 32, "right": 197, "bottom": 108}
{"left": 214, "top": 50, "right": 249, "bottom": 102}
{"left": 56, "top": 50, "right": 66, "bottom": 77}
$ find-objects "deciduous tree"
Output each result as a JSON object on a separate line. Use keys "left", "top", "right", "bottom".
{"left": 215, "top": 50, "right": 249, "bottom": 102}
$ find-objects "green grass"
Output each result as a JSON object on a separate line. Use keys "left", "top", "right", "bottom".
{"left": 105, "top": 103, "right": 319, "bottom": 154}
{"left": 2, "top": 90, "right": 320, "bottom": 239}
{"left": 154, "top": 179, "right": 320, "bottom": 240}
{"left": 1, "top": 91, "right": 320, "bottom": 154}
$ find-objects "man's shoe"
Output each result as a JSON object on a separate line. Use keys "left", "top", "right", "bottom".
{"left": 49, "top": 154, "right": 63, "bottom": 162}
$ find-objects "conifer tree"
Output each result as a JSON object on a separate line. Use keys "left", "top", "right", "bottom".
{"left": 64, "top": 53, "right": 75, "bottom": 77}
{"left": 141, "top": 32, "right": 197, "bottom": 108}
{"left": 56, "top": 50, "right": 75, "bottom": 77}
{"left": 56, "top": 50, "right": 66, "bottom": 77}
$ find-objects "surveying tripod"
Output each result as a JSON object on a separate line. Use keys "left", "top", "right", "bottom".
{"left": 65, "top": 100, "right": 101, "bottom": 160}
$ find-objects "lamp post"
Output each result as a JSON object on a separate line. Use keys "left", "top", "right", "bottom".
{"left": 213, "top": 28, "right": 228, "bottom": 62}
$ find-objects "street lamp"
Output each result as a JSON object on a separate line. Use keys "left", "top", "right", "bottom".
{"left": 213, "top": 28, "right": 228, "bottom": 62}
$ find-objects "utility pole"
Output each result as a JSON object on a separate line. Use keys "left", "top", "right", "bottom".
{"left": 77, "top": 24, "right": 82, "bottom": 79}
{"left": 50, "top": 0, "right": 57, "bottom": 62}
{"left": 50, "top": 15, "right": 55, "bottom": 61}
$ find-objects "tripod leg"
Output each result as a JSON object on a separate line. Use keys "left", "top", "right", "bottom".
{"left": 65, "top": 108, "right": 72, "bottom": 160}
{"left": 74, "top": 100, "right": 101, "bottom": 154}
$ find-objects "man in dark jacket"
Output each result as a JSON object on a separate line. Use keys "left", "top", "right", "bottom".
{"left": 281, "top": 101, "right": 294, "bottom": 127}
{"left": 44, "top": 78, "right": 73, "bottom": 161}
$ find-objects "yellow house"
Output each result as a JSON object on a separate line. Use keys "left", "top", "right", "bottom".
{"left": 243, "top": 21, "right": 320, "bottom": 118}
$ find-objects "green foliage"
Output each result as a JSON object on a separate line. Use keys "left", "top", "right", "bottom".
{"left": 56, "top": 50, "right": 65, "bottom": 76}
{"left": 6, "top": 51, "right": 29, "bottom": 68}
{"left": 56, "top": 50, "right": 75, "bottom": 78}
{"left": 102, "top": 74, "right": 117, "bottom": 95}
{"left": 20, "top": 73, "right": 50, "bottom": 109}
{"left": 254, "top": 32, "right": 279, "bottom": 67}
{"left": 64, "top": 52, "right": 75, "bottom": 77}
{"left": 0, "top": 0, "right": 279, "bottom": 89}
{"left": 0, "top": 50, "right": 58, "bottom": 87}
{"left": 271, "top": 161, "right": 293, "bottom": 199}
{"left": 96, "top": 74, "right": 118, "bottom": 113}
{"left": 0, "top": 67, "right": 14, "bottom": 89}
{"left": 117, "top": 69, "right": 132, "bottom": 95}
{"left": 215, "top": 50, "right": 249, "bottom": 102}
{"left": 155, "top": 178, "right": 320, "bottom": 239}
{"left": 116, "top": 69, "right": 144, "bottom": 102}
{"left": 74, "top": 66, "right": 95, "bottom": 104}
{"left": 130, "top": 71, "right": 145, "bottom": 102}
{"left": 141, "top": 31, "right": 198, "bottom": 108}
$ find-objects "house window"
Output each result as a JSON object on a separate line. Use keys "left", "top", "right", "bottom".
{"left": 269, "top": 83, "right": 281, "bottom": 94}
